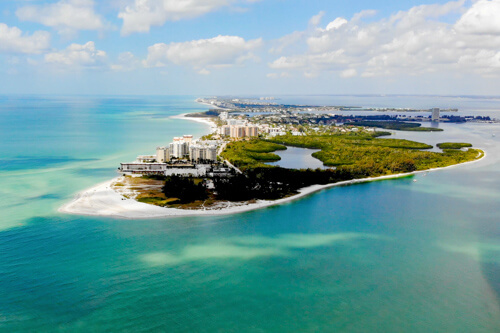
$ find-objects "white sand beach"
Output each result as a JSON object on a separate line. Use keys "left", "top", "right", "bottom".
{"left": 58, "top": 150, "right": 486, "bottom": 219}
{"left": 170, "top": 113, "right": 216, "bottom": 128}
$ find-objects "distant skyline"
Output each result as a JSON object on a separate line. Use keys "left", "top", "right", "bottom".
{"left": 1, "top": 0, "right": 500, "bottom": 95}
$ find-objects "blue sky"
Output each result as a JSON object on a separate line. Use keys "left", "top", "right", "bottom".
{"left": 1, "top": 0, "right": 500, "bottom": 95}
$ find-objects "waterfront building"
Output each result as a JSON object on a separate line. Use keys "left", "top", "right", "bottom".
{"left": 189, "top": 144, "right": 217, "bottom": 162}
{"left": 220, "top": 125, "right": 260, "bottom": 138}
{"left": 230, "top": 126, "right": 246, "bottom": 138}
{"left": 168, "top": 135, "right": 195, "bottom": 158}
{"left": 156, "top": 147, "right": 170, "bottom": 163}
{"left": 432, "top": 108, "right": 440, "bottom": 122}
{"left": 246, "top": 126, "right": 259, "bottom": 137}
{"left": 219, "top": 125, "right": 231, "bottom": 136}
{"left": 219, "top": 112, "right": 229, "bottom": 120}
{"left": 119, "top": 163, "right": 209, "bottom": 177}
{"left": 136, "top": 155, "right": 156, "bottom": 163}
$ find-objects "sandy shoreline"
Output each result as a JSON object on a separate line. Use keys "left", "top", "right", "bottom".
{"left": 170, "top": 113, "right": 216, "bottom": 128}
{"left": 58, "top": 150, "right": 486, "bottom": 219}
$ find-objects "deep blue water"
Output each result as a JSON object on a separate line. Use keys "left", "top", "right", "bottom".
{"left": 0, "top": 95, "right": 499, "bottom": 332}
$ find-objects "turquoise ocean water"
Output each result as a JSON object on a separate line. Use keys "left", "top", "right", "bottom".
{"left": 1, "top": 95, "right": 500, "bottom": 332}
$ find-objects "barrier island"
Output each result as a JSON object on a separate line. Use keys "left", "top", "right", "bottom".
{"left": 108, "top": 131, "right": 483, "bottom": 211}
{"left": 59, "top": 102, "right": 486, "bottom": 218}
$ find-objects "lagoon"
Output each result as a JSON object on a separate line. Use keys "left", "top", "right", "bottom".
{"left": 266, "top": 146, "right": 331, "bottom": 169}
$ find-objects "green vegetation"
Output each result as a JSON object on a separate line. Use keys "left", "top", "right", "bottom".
{"left": 437, "top": 142, "right": 473, "bottom": 149}
{"left": 185, "top": 109, "right": 220, "bottom": 118}
{"left": 267, "top": 133, "right": 480, "bottom": 172}
{"left": 353, "top": 121, "right": 443, "bottom": 132}
{"left": 132, "top": 133, "right": 483, "bottom": 207}
{"left": 220, "top": 140, "right": 287, "bottom": 168}
{"left": 221, "top": 132, "right": 481, "bottom": 176}
{"left": 210, "top": 133, "right": 483, "bottom": 202}
{"left": 162, "top": 176, "right": 207, "bottom": 203}
{"left": 137, "top": 197, "right": 179, "bottom": 206}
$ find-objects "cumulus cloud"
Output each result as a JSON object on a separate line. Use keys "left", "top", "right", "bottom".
{"left": 0, "top": 23, "right": 50, "bottom": 54}
{"left": 269, "top": 0, "right": 500, "bottom": 78}
{"left": 119, "top": 0, "right": 259, "bottom": 35}
{"left": 16, "top": 0, "right": 106, "bottom": 34}
{"left": 45, "top": 41, "right": 107, "bottom": 68}
{"left": 455, "top": 0, "right": 500, "bottom": 34}
{"left": 143, "top": 35, "right": 262, "bottom": 73}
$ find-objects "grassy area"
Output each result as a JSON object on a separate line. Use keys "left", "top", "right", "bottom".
{"left": 220, "top": 140, "right": 287, "bottom": 168}
{"left": 437, "top": 142, "right": 473, "bottom": 149}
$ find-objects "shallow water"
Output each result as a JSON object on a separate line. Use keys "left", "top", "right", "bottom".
{"left": 267, "top": 146, "right": 330, "bottom": 169}
{"left": 0, "top": 95, "right": 500, "bottom": 332}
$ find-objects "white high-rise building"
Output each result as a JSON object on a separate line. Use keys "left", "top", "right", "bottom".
{"left": 169, "top": 141, "right": 190, "bottom": 158}
{"left": 219, "top": 112, "right": 229, "bottom": 120}
{"left": 432, "top": 108, "right": 440, "bottom": 122}
{"left": 156, "top": 147, "right": 170, "bottom": 163}
{"left": 189, "top": 144, "right": 217, "bottom": 162}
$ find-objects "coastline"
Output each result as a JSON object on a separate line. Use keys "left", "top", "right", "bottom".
{"left": 170, "top": 113, "right": 216, "bottom": 128}
{"left": 58, "top": 150, "right": 486, "bottom": 219}
{"left": 169, "top": 98, "right": 228, "bottom": 127}
{"left": 196, "top": 101, "right": 229, "bottom": 110}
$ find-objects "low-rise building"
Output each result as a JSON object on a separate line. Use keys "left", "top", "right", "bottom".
{"left": 119, "top": 163, "right": 209, "bottom": 177}
{"left": 136, "top": 155, "right": 156, "bottom": 163}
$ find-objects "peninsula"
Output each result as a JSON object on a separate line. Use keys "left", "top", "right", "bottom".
{"left": 59, "top": 99, "right": 486, "bottom": 219}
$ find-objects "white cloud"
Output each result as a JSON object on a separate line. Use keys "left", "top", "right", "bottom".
{"left": 455, "top": 0, "right": 500, "bottom": 34}
{"left": 0, "top": 23, "right": 50, "bottom": 54}
{"left": 340, "top": 68, "right": 357, "bottom": 78}
{"left": 269, "top": 0, "right": 500, "bottom": 78}
{"left": 45, "top": 41, "right": 107, "bottom": 68}
{"left": 325, "top": 17, "right": 348, "bottom": 31}
{"left": 144, "top": 35, "right": 262, "bottom": 73}
{"left": 16, "top": 0, "right": 106, "bottom": 34}
{"left": 352, "top": 10, "right": 377, "bottom": 22}
{"left": 309, "top": 11, "right": 325, "bottom": 26}
{"left": 119, "top": 0, "right": 258, "bottom": 35}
